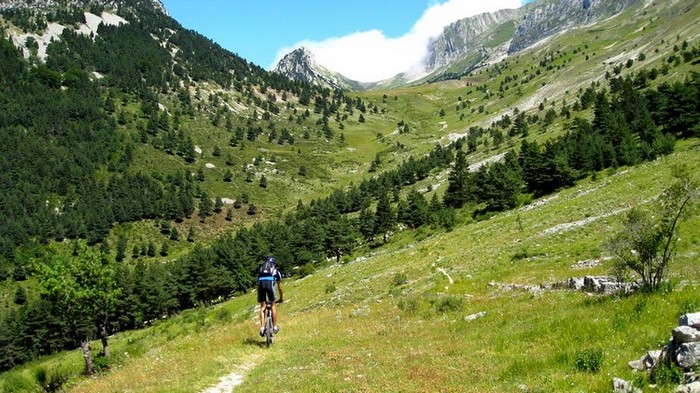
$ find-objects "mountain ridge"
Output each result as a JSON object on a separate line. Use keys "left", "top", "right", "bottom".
{"left": 273, "top": 46, "right": 369, "bottom": 91}
{"left": 274, "top": 0, "right": 645, "bottom": 88}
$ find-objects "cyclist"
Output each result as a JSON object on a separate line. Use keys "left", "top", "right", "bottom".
{"left": 257, "top": 256, "right": 284, "bottom": 336}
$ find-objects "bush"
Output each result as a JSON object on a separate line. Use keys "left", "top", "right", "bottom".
{"left": 92, "top": 354, "right": 111, "bottom": 372}
{"left": 34, "top": 366, "right": 69, "bottom": 392}
{"left": 434, "top": 295, "right": 463, "bottom": 313}
{"left": 398, "top": 296, "right": 419, "bottom": 314}
{"left": 652, "top": 361, "right": 684, "bottom": 386}
{"left": 574, "top": 348, "right": 604, "bottom": 373}
{"left": 297, "top": 263, "right": 315, "bottom": 278}
{"left": 325, "top": 282, "right": 336, "bottom": 294}
{"left": 392, "top": 273, "right": 407, "bottom": 286}
{"left": 214, "top": 307, "right": 232, "bottom": 322}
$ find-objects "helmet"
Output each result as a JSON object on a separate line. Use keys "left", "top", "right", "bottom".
{"left": 266, "top": 256, "right": 277, "bottom": 265}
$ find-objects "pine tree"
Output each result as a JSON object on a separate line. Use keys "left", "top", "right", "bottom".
{"left": 375, "top": 193, "right": 396, "bottom": 243}
{"left": 115, "top": 234, "right": 128, "bottom": 262}
{"left": 443, "top": 150, "right": 471, "bottom": 208}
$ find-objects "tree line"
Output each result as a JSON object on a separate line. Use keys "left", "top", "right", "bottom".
{"left": 443, "top": 73, "right": 698, "bottom": 214}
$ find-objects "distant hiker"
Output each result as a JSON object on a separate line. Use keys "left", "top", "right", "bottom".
{"left": 257, "top": 256, "right": 284, "bottom": 336}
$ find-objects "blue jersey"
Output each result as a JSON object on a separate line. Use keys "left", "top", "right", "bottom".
{"left": 258, "top": 268, "right": 282, "bottom": 282}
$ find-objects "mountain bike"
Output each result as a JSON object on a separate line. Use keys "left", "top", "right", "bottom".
{"left": 263, "top": 301, "right": 274, "bottom": 347}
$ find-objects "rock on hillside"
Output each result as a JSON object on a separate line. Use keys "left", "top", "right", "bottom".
{"left": 508, "top": 0, "right": 640, "bottom": 53}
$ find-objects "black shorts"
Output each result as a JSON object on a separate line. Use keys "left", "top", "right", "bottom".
{"left": 257, "top": 280, "right": 276, "bottom": 303}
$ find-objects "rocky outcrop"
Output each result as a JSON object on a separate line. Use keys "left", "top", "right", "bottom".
{"left": 508, "top": 0, "right": 640, "bottom": 53}
{"left": 424, "top": 0, "right": 641, "bottom": 81}
{"left": 425, "top": 8, "right": 522, "bottom": 70}
{"left": 274, "top": 47, "right": 363, "bottom": 91}
{"left": 569, "top": 276, "right": 639, "bottom": 295}
{"left": 622, "top": 311, "right": 700, "bottom": 392}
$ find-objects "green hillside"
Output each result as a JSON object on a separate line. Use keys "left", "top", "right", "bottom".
{"left": 4, "top": 140, "right": 698, "bottom": 392}
{"left": 0, "top": 0, "right": 699, "bottom": 391}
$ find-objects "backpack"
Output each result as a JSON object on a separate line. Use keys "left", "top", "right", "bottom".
{"left": 259, "top": 260, "right": 277, "bottom": 277}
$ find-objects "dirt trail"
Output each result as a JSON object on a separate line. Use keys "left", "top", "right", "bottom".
{"left": 201, "top": 353, "right": 263, "bottom": 393}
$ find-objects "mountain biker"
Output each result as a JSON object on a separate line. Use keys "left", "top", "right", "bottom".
{"left": 257, "top": 256, "right": 284, "bottom": 336}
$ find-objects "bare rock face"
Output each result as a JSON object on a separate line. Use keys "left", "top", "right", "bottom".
{"left": 508, "top": 0, "right": 640, "bottom": 53}
{"left": 424, "top": 0, "right": 641, "bottom": 80}
{"left": 425, "top": 9, "right": 522, "bottom": 70}
{"left": 273, "top": 47, "right": 360, "bottom": 91}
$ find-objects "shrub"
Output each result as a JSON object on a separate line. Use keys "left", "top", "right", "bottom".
{"left": 652, "top": 361, "right": 684, "bottom": 386}
{"left": 392, "top": 273, "right": 407, "bottom": 286}
{"left": 34, "top": 367, "right": 69, "bottom": 393}
{"left": 325, "top": 283, "right": 336, "bottom": 294}
{"left": 434, "top": 295, "right": 463, "bottom": 313}
{"left": 214, "top": 307, "right": 232, "bottom": 322}
{"left": 574, "top": 348, "right": 604, "bottom": 373}
{"left": 92, "top": 354, "right": 111, "bottom": 372}
{"left": 297, "top": 263, "right": 315, "bottom": 277}
{"left": 398, "top": 296, "right": 419, "bottom": 314}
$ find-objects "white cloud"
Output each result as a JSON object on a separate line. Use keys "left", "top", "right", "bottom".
{"left": 271, "top": 0, "right": 523, "bottom": 82}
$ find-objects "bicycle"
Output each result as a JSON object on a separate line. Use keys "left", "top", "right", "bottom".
{"left": 263, "top": 301, "right": 274, "bottom": 347}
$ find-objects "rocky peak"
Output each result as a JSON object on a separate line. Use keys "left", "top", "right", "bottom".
{"left": 274, "top": 47, "right": 322, "bottom": 81}
{"left": 274, "top": 47, "right": 360, "bottom": 90}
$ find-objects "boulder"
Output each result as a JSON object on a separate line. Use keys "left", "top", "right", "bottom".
{"left": 675, "top": 381, "right": 700, "bottom": 393}
{"left": 568, "top": 277, "right": 585, "bottom": 290}
{"left": 673, "top": 326, "right": 700, "bottom": 344}
{"left": 686, "top": 371, "right": 699, "bottom": 384}
{"left": 465, "top": 311, "right": 486, "bottom": 322}
{"left": 582, "top": 276, "right": 638, "bottom": 294}
{"left": 628, "top": 350, "right": 663, "bottom": 370}
{"left": 612, "top": 377, "right": 641, "bottom": 393}
{"left": 676, "top": 343, "right": 700, "bottom": 369}
{"left": 680, "top": 312, "right": 700, "bottom": 329}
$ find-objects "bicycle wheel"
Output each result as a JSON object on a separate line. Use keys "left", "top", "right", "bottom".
{"left": 265, "top": 314, "right": 274, "bottom": 347}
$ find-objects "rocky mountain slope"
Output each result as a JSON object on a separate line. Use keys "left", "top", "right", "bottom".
{"left": 425, "top": 8, "right": 523, "bottom": 71}
{"left": 424, "top": 0, "right": 643, "bottom": 81}
{"left": 508, "top": 0, "right": 641, "bottom": 53}
{"left": 273, "top": 46, "right": 367, "bottom": 91}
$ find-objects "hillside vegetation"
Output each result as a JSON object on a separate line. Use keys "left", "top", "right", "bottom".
{"left": 0, "top": 0, "right": 699, "bottom": 391}
{"left": 4, "top": 140, "right": 698, "bottom": 392}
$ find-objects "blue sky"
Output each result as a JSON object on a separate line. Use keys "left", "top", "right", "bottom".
{"left": 161, "top": 0, "right": 531, "bottom": 82}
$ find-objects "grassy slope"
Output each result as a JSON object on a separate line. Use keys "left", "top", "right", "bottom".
{"left": 32, "top": 139, "right": 695, "bottom": 393}
{"left": 85, "top": 0, "right": 699, "bottom": 263}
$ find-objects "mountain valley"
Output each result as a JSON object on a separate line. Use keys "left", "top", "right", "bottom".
{"left": 0, "top": 0, "right": 699, "bottom": 391}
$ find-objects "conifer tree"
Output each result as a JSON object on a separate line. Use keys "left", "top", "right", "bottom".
{"left": 444, "top": 150, "right": 471, "bottom": 208}
{"left": 375, "top": 193, "right": 396, "bottom": 243}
